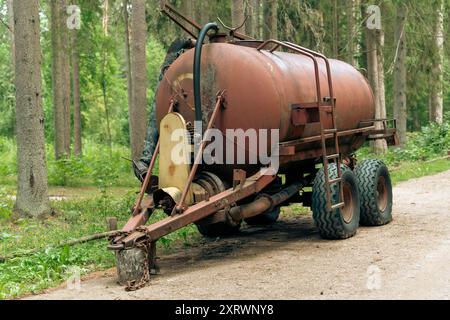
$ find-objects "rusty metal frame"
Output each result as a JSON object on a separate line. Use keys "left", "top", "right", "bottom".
{"left": 160, "top": 1, "right": 253, "bottom": 41}
{"left": 115, "top": 171, "right": 276, "bottom": 248}
{"left": 159, "top": 1, "right": 202, "bottom": 39}
{"left": 277, "top": 121, "right": 398, "bottom": 165}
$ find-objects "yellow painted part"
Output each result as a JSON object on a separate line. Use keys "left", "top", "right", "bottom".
{"left": 159, "top": 112, "right": 193, "bottom": 204}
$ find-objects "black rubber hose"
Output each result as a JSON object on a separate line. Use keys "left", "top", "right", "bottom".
{"left": 193, "top": 22, "right": 219, "bottom": 124}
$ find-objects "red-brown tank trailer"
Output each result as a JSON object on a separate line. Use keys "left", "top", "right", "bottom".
{"left": 109, "top": 2, "right": 398, "bottom": 289}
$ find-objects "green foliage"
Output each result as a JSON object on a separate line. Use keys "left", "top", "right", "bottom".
{"left": 0, "top": 138, "right": 16, "bottom": 184}
{"left": 357, "top": 120, "right": 450, "bottom": 165}
{"left": 0, "top": 138, "right": 138, "bottom": 187}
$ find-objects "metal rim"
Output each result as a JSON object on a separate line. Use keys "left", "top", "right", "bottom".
{"left": 377, "top": 176, "right": 388, "bottom": 212}
{"left": 341, "top": 182, "right": 354, "bottom": 224}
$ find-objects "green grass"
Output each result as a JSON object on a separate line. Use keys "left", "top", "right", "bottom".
{"left": 0, "top": 190, "right": 200, "bottom": 299}
{"left": 389, "top": 159, "right": 450, "bottom": 184}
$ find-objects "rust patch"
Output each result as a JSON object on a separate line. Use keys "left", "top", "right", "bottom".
{"left": 168, "top": 164, "right": 176, "bottom": 176}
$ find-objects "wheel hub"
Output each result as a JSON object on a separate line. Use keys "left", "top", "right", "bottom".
{"left": 377, "top": 176, "right": 388, "bottom": 212}
{"left": 341, "top": 182, "right": 354, "bottom": 224}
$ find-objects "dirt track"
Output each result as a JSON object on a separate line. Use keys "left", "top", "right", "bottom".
{"left": 28, "top": 170, "right": 450, "bottom": 300}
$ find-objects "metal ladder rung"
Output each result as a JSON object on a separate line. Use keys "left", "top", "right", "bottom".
{"left": 331, "top": 202, "right": 345, "bottom": 210}
{"left": 326, "top": 154, "right": 340, "bottom": 160}
{"left": 328, "top": 178, "right": 342, "bottom": 184}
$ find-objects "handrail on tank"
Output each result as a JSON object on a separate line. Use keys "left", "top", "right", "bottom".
{"left": 285, "top": 42, "right": 335, "bottom": 109}
{"left": 256, "top": 40, "right": 322, "bottom": 107}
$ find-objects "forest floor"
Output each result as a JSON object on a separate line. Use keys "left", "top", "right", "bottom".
{"left": 26, "top": 169, "right": 450, "bottom": 300}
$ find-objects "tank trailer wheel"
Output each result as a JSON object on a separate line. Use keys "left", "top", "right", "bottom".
{"left": 244, "top": 206, "right": 281, "bottom": 225}
{"left": 312, "top": 164, "right": 360, "bottom": 240}
{"left": 195, "top": 172, "right": 241, "bottom": 238}
{"left": 355, "top": 159, "right": 393, "bottom": 226}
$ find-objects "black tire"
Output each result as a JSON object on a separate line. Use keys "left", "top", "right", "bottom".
{"left": 244, "top": 206, "right": 281, "bottom": 225}
{"left": 197, "top": 221, "right": 241, "bottom": 238}
{"left": 355, "top": 159, "right": 393, "bottom": 226}
{"left": 312, "top": 164, "right": 360, "bottom": 240}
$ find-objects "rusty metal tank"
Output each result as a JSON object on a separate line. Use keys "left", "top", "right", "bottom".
{"left": 155, "top": 40, "right": 375, "bottom": 175}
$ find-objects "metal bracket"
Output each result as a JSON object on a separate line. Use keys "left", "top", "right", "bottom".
{"left": 233, "top": 169, "right": 247, "bottom": 189}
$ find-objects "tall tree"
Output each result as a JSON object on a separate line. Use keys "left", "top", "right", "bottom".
{"left": 129, "top": 0, "right": 148, "bottom": 160}
{"left": 13, "top": 0, "right": 51, "bottom": 218}
{"left": 51, "top": 0, "right": 71, "bottom": 159}
{"left": 101, "top": 0, "right": 112, "bottom": 156}
{"left": 124, "top": 0, "right": 133, "bottom": 153}
{"left": 364, "top": 3, "right": 387, "bottom": 154}
{"left": 263, "top": 0, "right": 277, "bottom": 39}
{"left": 70, "top": 3, "right": 82, "bottom": 156}
{"left": 429, "top": 0, "right": 444, "bottom": 124}
{"left": 7, "top": 0, "right": 15, "bottom": 69}
{"left": 332, "top": 0, "right": 339, "bottom": 58}
{"left": 254, "top": 0, "right": 261, "bottom": 38}
{"left": 231, "top": 0, "right": 245, "bottom": 28}
{"left": 245, "top": 0, "right": 254, "bottom": 36}
{"left": 194, "top": 0, "right": 211, "bottom": 25}
{"left": 181, "top": 0, "right": 195, "bottom": 33}
{"left": 346, "top": 0, "right": 360, "bottom": 66}
{"left": 394, "top": 3, "right": 407, "bottom": 146}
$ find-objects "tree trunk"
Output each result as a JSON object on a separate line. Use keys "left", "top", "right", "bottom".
{"left": 102, "top": 0, "right": 112, "bottom": 157}
{"left": 254, "top": 0, "right": 261, "bottom": 38}
{"left": 200, "top": 0, "right": 211, "bottom": 25}
{"left": 7, "top": 0, "right": 15, "bottom": 69}
{"left": 231, "top": 0, "right": 245, "bottom": 29}
{"left": 51, "top": 0, "right": 71, "bottom": 159}
{"left": 393, "top": 3, "right": 407, "bottom": 146}
{"left": 413, "top": 107, "right": 421, "bottom": 131}
{"left": 129, "top": 0, "right": 148, "bottom": 160}
{"left": 72, "top": 30, "right": 82, "bottom": 156}
{"left": 245, "top": 0, "right": 254, "bottom": 37}
{"left": 429, "top": 0, "right": 444, "bottom": 124}
{"left": 374, "top": 27, "right": 388, "bottom": 153}
{"left": 332, "top": 0, "right": 339, "bottom": 58}
{"left": 181, "top": 0, "right": 194, "bottom": 33}
{"left": 263, "top": 0, "right": 277, "bottom": 39}
{"left": 364, "top": 2, "right": 387, "bottom": 154}
{"left": 124, "top": 0, "right": 133, "bottom": 153}
{"left": 13, "top": 0, "right": 50, "bottom": 218}
{"left": 346, "top": 0, "right": 360, "bottom": 66}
